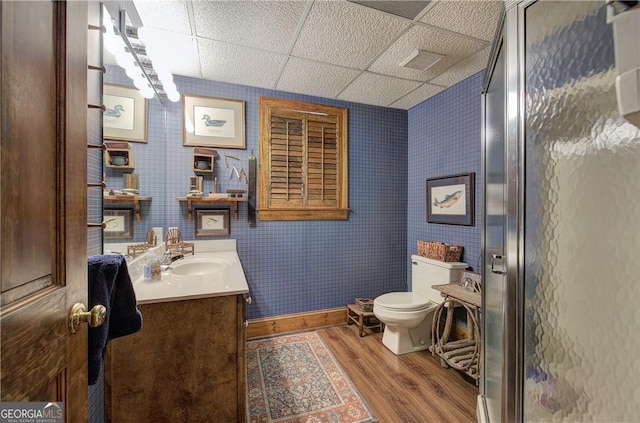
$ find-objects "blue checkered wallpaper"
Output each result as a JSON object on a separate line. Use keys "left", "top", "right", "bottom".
{"left": 102, "top": 66, "right": 483, "bottom": 319}
{"left": 104, "top": 67, "right": 409, "bottom": 319}
{"left": 407, "top": 71, "right": 484, "bottom": 284}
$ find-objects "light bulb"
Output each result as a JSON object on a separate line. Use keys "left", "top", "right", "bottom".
{"left": 125, "top": 65, "right": 142, "bottom": 81}
{"left": 167, "top": 90, "right": 180, "bottom": 102}
{"left": 133, "top": 77, "right": 148, "bottom": 91}
{"left": 116, "top": 51, "right": 134, "bottom": 70}
{"left": 104, "top": 33, "right": 123, "bottom": 55}
{"left": 163, "top": 81, "right": 177, "bottom": 93}
{"left": 140, "top": 86, "right": 154, "bottom": 99}
{"left": 157, "top": 70, "right": 173, "bottom": 85}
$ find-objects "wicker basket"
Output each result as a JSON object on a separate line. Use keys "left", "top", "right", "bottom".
{"left": 355, "top": 298, "right": 373, "bottom": 312}
{"left": 417, "top": 241, "right": 463, "bottom": 262}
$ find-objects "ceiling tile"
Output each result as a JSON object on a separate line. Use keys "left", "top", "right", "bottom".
{"left": 368, "top": 24, "right": 487, "bottom": 81}
{"left": 390, "top": 83, "right": 446, "bottom": 109}
{"left": 134, "top": 0, "right": 192, "bottom": 35}
{"left": 277, "top": 57, "right": 362, "bottom": 98}
{"left": 192, "top": 0, "right": 310, "bottom": 54}
{"left": 337, "top": 72, "right": 422, "bottom": 107}
{"left": 429, "top": 47, "right": 490, "bottom": 87}
{"left": 348, "top": 0, "right": 431, "bottom": 20}
{"left": 199, "top": 39, "right": 288, "bottom": 89}
{"left": 419, "top": 0, "right": 503, "bottom": 42}
{"left": 291, "top": 1, "right": 411, "bottom": 69}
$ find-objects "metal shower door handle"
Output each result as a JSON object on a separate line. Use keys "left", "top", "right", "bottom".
{"left": 491, "top": 254, "right": 506, "bottom": 275}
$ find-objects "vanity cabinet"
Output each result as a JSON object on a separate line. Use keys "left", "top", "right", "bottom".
{"left": 105, "top": 294, "right": 247, "bottom": 422}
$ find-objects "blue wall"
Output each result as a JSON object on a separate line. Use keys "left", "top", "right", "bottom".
{"left": 105, "top": 67, "right": 409, "bottom": 320}
{"left": 94, "top": 62, "right": 484, "bottom": 423}
{"left": 104, "top": 68, "right": 484, "bottom": 320}
{"left": 407, "top": 71, "right": 484, "bottom": 286}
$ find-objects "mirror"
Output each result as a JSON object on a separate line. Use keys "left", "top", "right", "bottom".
{"left": 102, "top": 11, "right": 166, "bottom": 255}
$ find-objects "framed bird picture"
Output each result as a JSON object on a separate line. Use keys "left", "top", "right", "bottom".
{"left": 426, "top": 173, "right": 475, "bottom": 226}
{"left": 183, "top": 94, "right": 245, "bottom": 149}
{"left": 103, "top": 84, "right": 148, "bottom": 143}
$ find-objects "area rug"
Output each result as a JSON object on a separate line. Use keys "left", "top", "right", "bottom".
{"left": 247, "top": 331, "right": 378, "bottom": 423}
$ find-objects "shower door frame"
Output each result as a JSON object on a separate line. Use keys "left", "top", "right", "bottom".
{"left": 480, "top": 0, "right": 534, "bottom": 422}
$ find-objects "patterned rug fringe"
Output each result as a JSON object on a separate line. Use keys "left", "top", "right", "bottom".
{"left": 247, "top": 330, "right": 378, "bottom": 423}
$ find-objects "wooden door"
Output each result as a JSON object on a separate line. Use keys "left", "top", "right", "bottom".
{"left": 1, "top": 1, "right": 88, "bottom": 420}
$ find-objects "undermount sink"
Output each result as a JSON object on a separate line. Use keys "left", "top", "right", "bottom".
{"left": 169, "top": 259, "right": 230, "bottom": 277}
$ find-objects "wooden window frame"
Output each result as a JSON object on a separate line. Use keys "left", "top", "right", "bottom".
{"left": 258, "top": 97, "right": 349, "bottom": 220}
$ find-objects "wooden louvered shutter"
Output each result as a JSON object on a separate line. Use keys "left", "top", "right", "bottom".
{"left": 267, "top": 110, "right": 305, "bottom": 209}
{"left": 259, "top": 97, "right": 348, "bottom": 221}
{"left": 306, "top": 114, "right": 339, "bottom": 208}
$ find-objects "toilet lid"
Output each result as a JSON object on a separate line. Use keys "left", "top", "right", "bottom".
{"left": 374, "top": 292, "right": 434, "bottom": 311}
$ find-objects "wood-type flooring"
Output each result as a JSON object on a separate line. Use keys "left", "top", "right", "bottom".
{"left": 317, "top": 324, "right": 479, "bottom": 423}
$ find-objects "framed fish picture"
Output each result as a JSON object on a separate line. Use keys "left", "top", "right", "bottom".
{"left": 103, "top": 84, "right": 148, "bottom": 143}
{"left": 426, "top": 173, "right": 475, "bottom": 226}
{"left": 183, "top": 94, "right": 246, "bottom": 149}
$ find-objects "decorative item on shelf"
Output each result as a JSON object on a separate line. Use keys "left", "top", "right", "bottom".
{"left": 426, "top": 172, "right": 475, "bottom": 226}
{"left": 226, "top": 189, "right": 246, "bottom": 198}
{"left": 417, "top": 241, "right": 463, "bottom": 262}
{"left": 104, "top": 140, "right": 135, "bottom": 169}
{"left": 188, "top": 176, "right": 203, "bottom": 197}
{"left": 459, "top": 270, "right": 482, "bottom": 293}
{"left": 123, "top": 173, "right": 140, "bottom": 194}
{"left": 208, "top": 193, "right": 229, "bottom": 199}
{"left": 355, "top": 298, "right": 373, "bottom": 312}
{"left": 192, "top": 147, "right": 218, "bottom": 173}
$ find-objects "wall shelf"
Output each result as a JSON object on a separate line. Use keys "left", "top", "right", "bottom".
{"left": 105, "top": 141, "right": 135, "bottom": 169}
{"left": 192, "top": 147, "right": 218, "bottom": 173}
{"left": 104, "top": 195, "right": 151, "bottom": 221}
{"left": 176, "top": 196, "right": 246, "bottom": 221}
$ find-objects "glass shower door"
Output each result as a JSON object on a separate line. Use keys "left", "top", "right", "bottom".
{"left": 482, "top": 33, "right": 506, "bottom": 423}
{"left": 523, "top": 1, "right": 640, "bottom": 421}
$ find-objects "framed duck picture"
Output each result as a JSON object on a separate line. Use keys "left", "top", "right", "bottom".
{"left": 183, "top": 94, "right": 246, "bottom": 149}
{"left": 426, "top": 172, "right": 475, "bottom": 226}
{"left": 103, "top": 84, "right": 148, "bottom": 143}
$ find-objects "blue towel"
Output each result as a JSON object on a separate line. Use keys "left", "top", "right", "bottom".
{"left": 87, "top": 255, "right": 143, "bottom": 385}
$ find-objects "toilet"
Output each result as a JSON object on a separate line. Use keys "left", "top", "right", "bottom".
{"left": 373, "top": 255, "right": 467, "bottom": 355}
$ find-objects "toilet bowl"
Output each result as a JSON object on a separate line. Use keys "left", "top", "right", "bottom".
{"left": 374, "top": 292, "right": 437, "bottom": 355}
{"left": 373, "top": 255, "right": 468, "bottom": 355}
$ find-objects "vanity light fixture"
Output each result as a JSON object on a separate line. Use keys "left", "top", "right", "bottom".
{"left": 103, "top": 7, "right": 180, "bottom": 103}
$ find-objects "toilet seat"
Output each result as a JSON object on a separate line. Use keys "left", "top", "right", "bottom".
{"left": 374, "top": 292, "right": 435, "bottom": 311}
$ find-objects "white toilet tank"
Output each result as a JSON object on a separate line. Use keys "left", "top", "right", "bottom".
{"left": 411, "top": 255, "right": 468, "bottom": 303}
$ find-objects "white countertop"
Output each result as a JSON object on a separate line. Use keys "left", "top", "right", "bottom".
{"left": 126, "top": 240, "right": 249, "bottom": 305}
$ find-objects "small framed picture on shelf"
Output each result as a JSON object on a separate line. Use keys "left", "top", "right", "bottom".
{"left": 459, "top": 270, "right": 481, "bottom": 293}
{"left": 195, "top": 209, "right": 230, "bottom": 237}
{"left": 103, "top": 209, "right": 134, "bottom": 239}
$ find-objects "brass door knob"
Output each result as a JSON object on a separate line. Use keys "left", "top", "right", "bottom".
{"left": 68, "top": 303, "right": 107, "bottom": 334}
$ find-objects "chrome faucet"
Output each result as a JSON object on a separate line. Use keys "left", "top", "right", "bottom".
{"left": 162, "top": 249, "right": 173, "bottom": 265}
{"left": 161, "top": 250, "right": 185, "bottom": 270}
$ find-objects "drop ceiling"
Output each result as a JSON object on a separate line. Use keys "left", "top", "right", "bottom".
{"left": 123, "top": 0, "right": 503, "bottom": 110}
